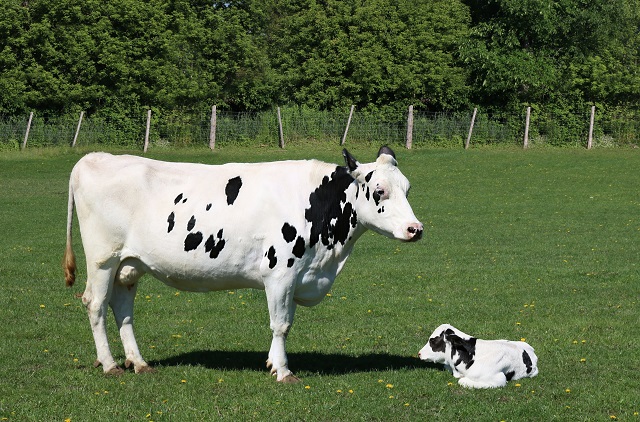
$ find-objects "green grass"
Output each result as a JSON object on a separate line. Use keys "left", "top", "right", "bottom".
{"left": 0, "top": 145, "right": 638, "bottom": 421}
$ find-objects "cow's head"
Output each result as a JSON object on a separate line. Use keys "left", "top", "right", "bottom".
{"left": 343, "top": 146, "right": 423, "bottom": 242}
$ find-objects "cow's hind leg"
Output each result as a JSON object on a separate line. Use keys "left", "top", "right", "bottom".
{"left": 82, "top": 265, "right": 123, "bottom": 375}
{"left": 110, "top": 258, "right": 153, "bottom": 374}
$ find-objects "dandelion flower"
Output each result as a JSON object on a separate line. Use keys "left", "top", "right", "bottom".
{"left": 304, "top": 385, "right": 311, "bottom": 390}
{"left": 565, "top": 388, "right": 571, "bottom": 393}
{"left": 580, "top": 358, "right": 586, "bottom": 363}
{"left": 386, "top": 384, "right": 394, "bottom": 389}
{"left": 181, "top": 379, "right": 187, "bottom": 383}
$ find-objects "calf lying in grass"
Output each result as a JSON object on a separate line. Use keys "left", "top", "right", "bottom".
{"left": 418, "top": 324, "right": 538, "bottom": 389}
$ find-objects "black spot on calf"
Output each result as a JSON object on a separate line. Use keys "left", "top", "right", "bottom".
{"left": 225, "top": 176, "right": 242, "bottom": 205}
{"left": 184, "top": 232, "right": 203, "bottom": 251}
{"left": 522, "top": 350, "right": 533, "bottom": 374}
{"left": 187, "top": 215, "right": 196, "bottom": 231}
{"left": 206, "top": 203, "right": 212, "bottom": 211}
{"left": 167, "top": 212, "right": 175, "bottom": 233}
{"left": 505, "top": 370, "right": 516, "bottom": 381}
{"left": 174, "top": 193, "right": 183, "bottom": 205}
{"left": 448, "top": 333, "right": 477, "bottom": 370}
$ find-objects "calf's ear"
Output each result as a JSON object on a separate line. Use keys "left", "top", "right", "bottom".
{"left": 342, "top": 149, "right": 359, "bottom": 171}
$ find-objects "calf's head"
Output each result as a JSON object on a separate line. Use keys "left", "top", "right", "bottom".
{"left": 343, "top": 146, "right": 423, "bottom": 242}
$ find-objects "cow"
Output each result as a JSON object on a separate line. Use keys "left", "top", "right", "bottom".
{"left": 418, "top": 324, "right": 538, "bottom": 388}
{"left": 63, "top": 146, "right": 423, "bottom": 383}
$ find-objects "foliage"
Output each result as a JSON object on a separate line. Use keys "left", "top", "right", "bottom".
{"left": 0, "top": 0, "right": 638, "bottom": 120}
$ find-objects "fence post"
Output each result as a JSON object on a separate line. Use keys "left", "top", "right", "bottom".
{"left": 587, "top": 105, "right": 595, "bottom": 149}
{"left": 405, "top": 105, "right": 414, "bottom": 149}
{"left": 144, "top": 109, "right": 151, "bottom": 153}
{"left": 523, "top": 106, "right": 531, "bottom": 149}
{"left": 72, "top": 111, "right": 84, "bottom": 147}
{"left": 465, "top": 107, "right": 477, "bottom": 150}
{"left": 341, "top": 105, "right": 355, "bottom": 145}
{"left": 277, "top": 107, "right": 285, "bottom": 148}
{"left": 21, "top": 112, "right": 34, "bottom": 150}
{"left": 209, "top": 105, "right": 217, "bottom": 150}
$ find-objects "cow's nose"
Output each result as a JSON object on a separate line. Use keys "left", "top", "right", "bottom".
{"left": 407, "top": 223, "right": 423, "bottom": 241}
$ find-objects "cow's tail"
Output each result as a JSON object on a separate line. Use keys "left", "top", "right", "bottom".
{"left": 63, "top": 179, "right": 77, "bottom": 287}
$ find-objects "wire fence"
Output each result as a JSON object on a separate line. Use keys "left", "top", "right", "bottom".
{"left": 1, "top": 107, "right": 639, "bottom": 150}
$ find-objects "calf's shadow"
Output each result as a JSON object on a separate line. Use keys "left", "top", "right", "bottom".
{"left": 151, "top": 350, "right": 442, "bottom": 375}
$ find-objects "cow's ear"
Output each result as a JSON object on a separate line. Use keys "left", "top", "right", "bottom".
{"left": 376, "top": 145, "right": 398, "bottom": 166}
{"left": 377, "top": 145, "right": 396, "bottom": 159}
{"left": 342, "top": 149, "right": 359, "bottom": 172}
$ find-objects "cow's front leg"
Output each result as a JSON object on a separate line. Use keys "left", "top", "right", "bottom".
{"left": 264, "top": 280, "right": 300, "bottom": 383}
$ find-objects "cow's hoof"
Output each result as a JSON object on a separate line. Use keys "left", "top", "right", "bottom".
{"left": 105, "top": 366, "right": 124, "bottom": 376}
{"left": 279, "top": 374, "right": 301, "bottom": 384}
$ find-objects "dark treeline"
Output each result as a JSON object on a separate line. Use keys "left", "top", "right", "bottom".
{"left": 1, "top": 0, "right": 638, "bottom": 119}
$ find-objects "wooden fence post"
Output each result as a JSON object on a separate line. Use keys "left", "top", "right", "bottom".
{"left": 21, "top": 112, "right": 33, "bottom": 150}
{"left": 209, "top": 105, "right": 217, "bottom": 150}
{"left": 341, "top": 105, "right": 355, "bottom": 145}
{"left": 465, "top": 107, "right": 477, "bottom": 150}
{"left": 405, "top": 105, "right": 414, "bottom": 149}
{"left": 523, "top": 106, "right": 531, "bottom": 149}
{"left": 72, "top": 111, "right": 84, "bottom": 147}
{"left": 143, "top": 109, "right": 151, "bottom": 153}
{"left": 587, "top": 105, "right": 595, "bottom": 149}
{"left": 277, "top": 107, "right": 285, "bottom": 148}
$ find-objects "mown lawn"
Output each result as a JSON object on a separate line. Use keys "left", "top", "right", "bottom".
{"left": 0, "top": 145, "right": 638, "bottom": 421}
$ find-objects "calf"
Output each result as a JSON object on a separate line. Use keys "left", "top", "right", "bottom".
{"left": 418, "top": 324, "right": 538, "bottom": 388}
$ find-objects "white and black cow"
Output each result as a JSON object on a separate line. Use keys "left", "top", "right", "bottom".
{"left": 418, "top": 324, "right": 538, "bottom": 388}
{"left": 64, "top": 147, "right": 423, "bottom": 382}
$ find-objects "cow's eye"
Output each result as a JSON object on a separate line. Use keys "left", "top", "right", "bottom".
{"left": 375, "top": 187, "right": 387, "bottom": 199}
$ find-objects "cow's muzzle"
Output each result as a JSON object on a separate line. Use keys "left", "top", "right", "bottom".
{"left": 406, "top": 223, "right": 423, "bottom": 242}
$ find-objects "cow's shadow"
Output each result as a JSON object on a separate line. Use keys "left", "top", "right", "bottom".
{"left": 150, "top": 350, "right": 442, "bottom": 375}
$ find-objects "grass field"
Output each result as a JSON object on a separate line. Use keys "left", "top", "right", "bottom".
{"left": 0, "top": 145, "right": 638, "bottom": 421}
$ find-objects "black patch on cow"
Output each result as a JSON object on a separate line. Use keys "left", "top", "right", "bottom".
{"left": 187, "top": 215, "right": 196, "bottom": 231}
{"left": 365, "top": 186, "right": 370, "bottom": 201}
{"left": 265, "top": 246, "right": 277, "bottom": 269}
{"left": 365, "top": 171, "right": 374, "bottom": 182}
{"left": 282, "top": 223, "right": 297, "bottom": 243}
{"left": 505, "top": 370, "right": 516, "bottom": 381}
{"left": 377, "top": 206, "right": 384, "bottom": 214}
{"left": 167, "top": 212, "right": 175, "bottom": 233}
{"left": 225, "top": 176, "right": 242, "bottom": 205}
{"left": 174, "top": 193, "right": 183, "bottom": 204}
{"left": 372, "top": 188, "right": 381, "bottom": 206}
{"left": 292, "top": 236, "right": 306, "bottom": 258}
{"left": 305, "top": 166, "right": 356, "bottom": 249}
{"left": 204, "top": 229, "right": 225, "bottom": 259}
{"left": 522, "top": 350, "right": 533, "bottom": 374}
{"left": 206, "top": 203, "right": 212, "bottom": 211}
{"left": 448, "top": 334, "right": 477, "bottom": 370}
{"left": 184, "top": 232, "right": 203, "bottom": 251}
{"left": 287, "top": 258, "right": 295, "bottom": 268}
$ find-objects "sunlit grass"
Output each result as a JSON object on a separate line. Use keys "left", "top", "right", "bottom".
{"left": 0, "top": 146, "right": 638, "bottom": 420}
